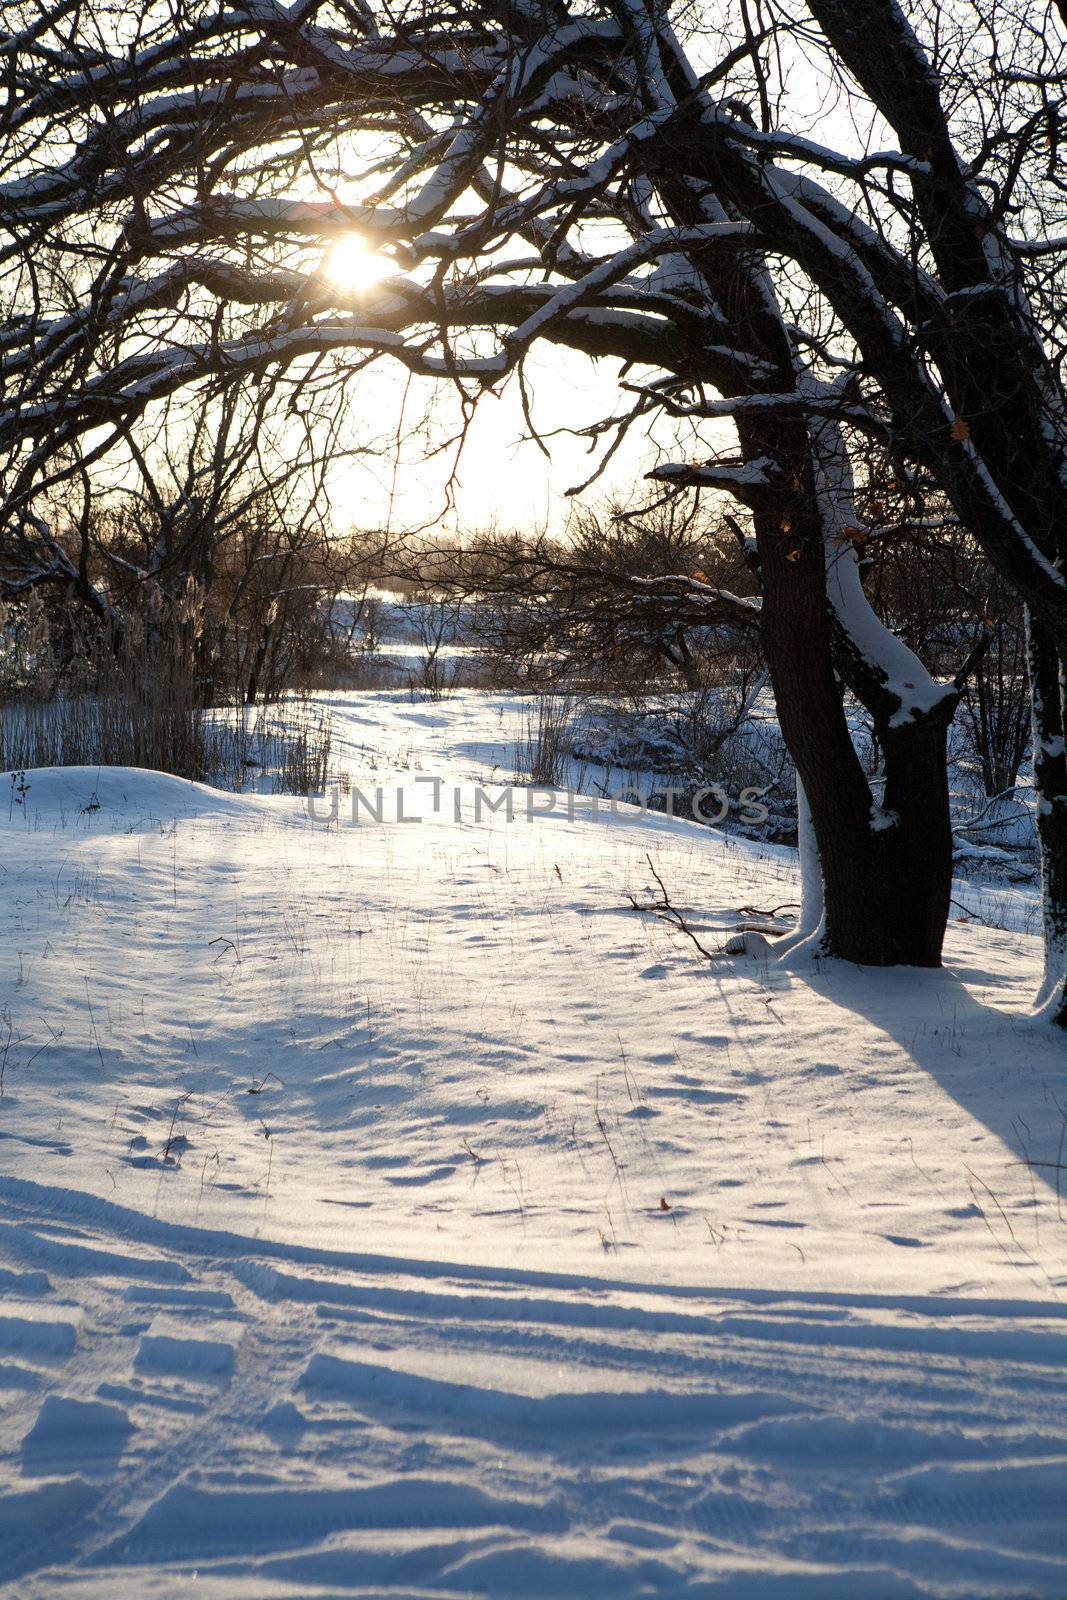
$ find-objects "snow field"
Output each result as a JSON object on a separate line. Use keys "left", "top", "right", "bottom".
{"left": 0, "top": 694, "right": 1064, "bottom": 1595}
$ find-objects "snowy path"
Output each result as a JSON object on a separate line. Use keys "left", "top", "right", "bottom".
{"left": 2, "top": 1174, "right": 1067, "bottom": 1598}
{"left": 1, "top": 703, "right": 1066, "bottom": 1595}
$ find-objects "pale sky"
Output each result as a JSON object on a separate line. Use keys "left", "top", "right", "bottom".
{"left": 318, "top": 239, "right": 689, "bottom": 538}
{"left": 327, "top": 346, "right": 684, "bottom": 539}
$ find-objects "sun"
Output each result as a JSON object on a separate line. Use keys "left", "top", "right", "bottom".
{"left": 322, "top": 234, "right": 390, "bottom": 292}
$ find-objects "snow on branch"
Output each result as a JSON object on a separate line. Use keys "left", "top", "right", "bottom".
{"left": 501, "top": 224, "right": 756, "bottom": 358}
{"left": 627, "top": 385, "right": 891, "bottom": 443}
{"left": 649, "top": 457, "right": 780, "bottom": 496}
{"left": 628, "top": 573, "right": 761, "bottom": 622}
{"left": 804, "top": 382, "right": 956, "bottom": 727}
{"left": 1008, "top": 235, "right": 1067, "bottom": 258}
{"left": 706, "top": 112, "right": 931, "bottom": 181}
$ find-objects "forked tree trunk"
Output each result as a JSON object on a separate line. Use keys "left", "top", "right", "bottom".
{"left": 762, "top": 620, "right": 954, "bottom": 965}
{"left": 753, "top": 487, "right": 955, "bottom": 968}
{"left": 1028, "top": 612, "right": 1067, "bottom": 1026}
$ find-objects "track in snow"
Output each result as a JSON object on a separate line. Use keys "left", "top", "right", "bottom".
{"left": 1, "top": 1177, "right": 1066, "bottom": 1598}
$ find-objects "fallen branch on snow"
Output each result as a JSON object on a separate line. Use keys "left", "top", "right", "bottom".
{"left": 627, "top": 855, "right": 721, "bottom": 962}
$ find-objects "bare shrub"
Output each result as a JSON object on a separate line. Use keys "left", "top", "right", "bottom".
{"left": 263, "top": 703, "right": 333, "bottom": 794}
{"left": 958, "top": 619, "right": 1031, "bottom": 799}
{"left": 0, "top": 694, "right": 335, "bottom": 796}
{"left": 514, "top": 694, "right": 575, "bottom": 786}
{"left": 0, "top": 565, "right": 336, "bottom": 794}
{"left": 401, "top": 597, "right": 464, "bottom": 701}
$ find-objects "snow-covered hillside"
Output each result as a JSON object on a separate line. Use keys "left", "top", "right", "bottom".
{"left": 0, "top": 702, "right": 1065, "bottom": 1597}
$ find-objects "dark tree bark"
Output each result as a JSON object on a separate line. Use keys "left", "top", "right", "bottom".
{"left": 749, "top": 436, "right": 955, "bottom": 968}
{"left": 1028, "top": 614, "right": 1067, "bottom": 1024}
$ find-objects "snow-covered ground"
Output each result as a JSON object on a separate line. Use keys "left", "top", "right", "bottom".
{"left": 1, "top": 693, "right": 1065, "bottom": 1597}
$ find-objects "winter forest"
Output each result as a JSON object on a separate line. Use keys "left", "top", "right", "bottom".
{"left": 0, "top": 0, "right": 1066, "bottom": 1593}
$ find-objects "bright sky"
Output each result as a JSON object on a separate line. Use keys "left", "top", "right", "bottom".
{"left": 328, "top": 350, "right": 679, "bottom": 539}
{"left": 320, "top": 238, "right": 683, "bottom": 538}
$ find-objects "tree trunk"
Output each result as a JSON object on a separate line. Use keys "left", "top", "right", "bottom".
{"left": 245, "top": 633, "right": 268, "bottom": 706}
{"left": 666, "top": 632, "right": 703, "bottom": 691}
{"left": 774, "top": 777, "right": 824, "bottom": 960}
{"left": 1027, "top": 611, "right": 1067, "bottom": 1026}
{"left": 757, "top": 558, "right": 954, "bottom": 966}
{"left": 752, "top": 443, "right": 954, "bottom": 969}
{"left": 846, "top": 708, "right": 955, "bottom": 967}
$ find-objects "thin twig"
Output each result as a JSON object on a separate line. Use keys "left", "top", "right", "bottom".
{"left": 627, "top": 854, "right": 720, "bottom": 962}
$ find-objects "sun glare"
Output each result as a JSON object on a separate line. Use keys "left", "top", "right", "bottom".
{"left": 323, "top": 234, "right": 390, "bottom": 291}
